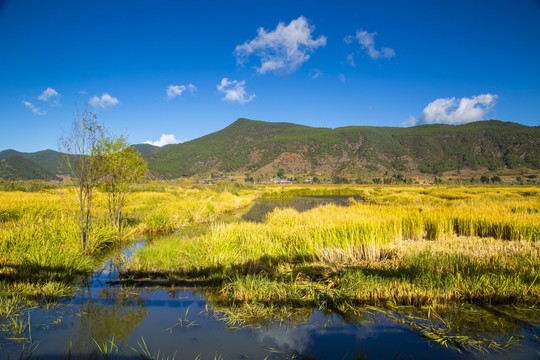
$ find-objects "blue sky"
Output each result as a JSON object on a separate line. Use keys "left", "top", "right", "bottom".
{"left": 1, "top": 0, "right": 539, "bottom": 151}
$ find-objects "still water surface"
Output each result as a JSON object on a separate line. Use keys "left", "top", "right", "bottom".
{"left": 2, "top": 196, "right": 539, "bottom": 359}
{"left": 242, "top": 195, "right": 362, "bottom": 222}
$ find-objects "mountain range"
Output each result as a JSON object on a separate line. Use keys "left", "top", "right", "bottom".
{"left": 1, "top": 118, "right": 539, "bottom": 181}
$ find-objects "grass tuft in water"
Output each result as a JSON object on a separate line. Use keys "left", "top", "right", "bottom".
{"left": 93, "top": 337, "right": 119, "bottom": 359}
{"left": 132, "top": 336, "right": 177, "bottom": 360}
{"left": 162, "top": 307, "right": 199, "bottom": 333}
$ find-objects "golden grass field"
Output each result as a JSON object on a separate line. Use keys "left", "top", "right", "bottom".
{"left": 0, "top": 182, "right": 539, "bottom": 355}
{"left": 1, "top": 183, "right": 538, "bottom": 307}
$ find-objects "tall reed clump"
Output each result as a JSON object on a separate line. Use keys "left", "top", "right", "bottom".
{"left": 452, "top": 211, "right": 539, "bottom": 241}
{"left": 0, "top": 190, "right": 111, "bottom": 299}
{"left": 423, "top": 209, "right": 454, "bottom": 240}
{"left": 400, "top": 208, "right": 424, "bottom": 240}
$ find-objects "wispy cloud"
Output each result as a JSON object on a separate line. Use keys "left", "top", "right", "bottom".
{"left": 22, "top": 87, "right": 61, "bottom": 115}
{"left": 144, "top": 134, "right": 180, "bottom": 147}
{"left": 312, "top": 69, "right": 322, "bottom": 79}
{"left": 345, "top": 30, "right": 395, "bottom": 60}
{"left": 217, "top": 78, "right": 255, "bottom": 104}
{"left": 406, "top": 94, "right": 498, "bottom": 126}
{"left": 89, "top": 93, "right": 119, "bottom": 109}
{"left": 346, "top": 54, "right": 356, "bottom": 67}
{"left": 234, "top": 16, "right": 327, "bottom": 75}
{"left": 166, "top": 84, "right": 196, "bottom": 100}
{"left": 38, "top": 87, "right": 60, "bottom": 105}
{"left": 22, "top": 101, "right": 46, "bottom": 115}
{"left": 339, "top": 73, "right": 347, "bottom": 83}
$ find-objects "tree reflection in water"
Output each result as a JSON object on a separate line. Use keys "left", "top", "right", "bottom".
{"left": 68, "top": 274, "right": 148, "bottom": 355}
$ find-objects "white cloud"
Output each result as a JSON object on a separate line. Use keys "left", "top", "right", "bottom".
{"left": 407, "top": 94, "right": 498, "bottom": 126}
{"left": 346, "top": 30, "right": 395, "bottom": 60}
{"left": 22, "top": 101, "right": 46, "bottom": 115}
{"left": 144, "top": 134, "right": 180, "bottom": 147}
{"left": 166, "top": 84, "right": 196, "bottom": 100}
{"left": 89, "top": 93, "right": 119, "bottom": 109}
{"left": 339, "top": 73, "right": 347, "bottom": 83}
{"left": 403, "top": 115, "right": 419, "bottom": 127}
{"left": 217, "top": 78, "right": 255, "bottom": 104}
{"left": 256, "top": 325, "right": 312, "bottom": 354}
{"left": 22, "top": 87, "right": 61, "bottom": 114}
{"left": 38, "top": 87, "right": 60, "bottom": 104}
{"left": 346, "top": 54, "right": 356, "bottom": 67}
{"left": 312, "top": 68, "right": 321, "bottom": 79}
{"left": 234, "top": 16, "right": 327, "bottom": 74}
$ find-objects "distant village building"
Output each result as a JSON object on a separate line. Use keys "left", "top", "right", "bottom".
{"left": 273, "top": 178, "right": 293, "bottom": 185}
{"left": 200, "top": 176, "right": 226, "bottom": 184}
{"left": 414, "top": 178, "right": 434, "bottom": 185}
{"left": 304, "top": 177, "right": 313, "bottom": 183}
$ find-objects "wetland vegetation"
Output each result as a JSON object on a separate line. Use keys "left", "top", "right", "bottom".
{"left": 126, "top": 185, "right": 540, "bottom": 306}
{"left": 0, "top": 182, "right": 539, "bottom": 358}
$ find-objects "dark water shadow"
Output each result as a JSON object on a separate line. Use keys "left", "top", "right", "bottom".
{"left": 242, "top": 195, "right": 362, "bottom": 222}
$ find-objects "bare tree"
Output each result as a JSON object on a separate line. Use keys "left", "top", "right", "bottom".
{"left": 59, "top": 107, "right": 103, "bottom": 252}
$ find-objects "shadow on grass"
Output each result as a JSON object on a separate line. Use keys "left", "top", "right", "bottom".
{"left": 119, "top": 251, "right": 538, "bottom": 306}
{"left": 0, "top": 262, "right": 89, "bottom": 300}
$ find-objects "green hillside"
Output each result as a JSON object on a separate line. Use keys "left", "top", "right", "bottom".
{"left": 132, "top": 143, "right": 162, "bottom": 156}
{"left": 0, "top": 150, "right": 20, "bottom": 159}
{"left": 146, "top": 118, "right": 540, "bottom": 178}
{"left": 0, "top": 149, "right": 68, "bottom": 175}
{"left": 0, "top": 156, "right": 58, "bottom": 181}
{"left": 1, "top": 119, "right": 538, "bottom": 181}
{"left": 0, "top": 145, "right": 161, "bottom": 181}
{"left": 146, "top": 118, "right": 313, "bottom": 176}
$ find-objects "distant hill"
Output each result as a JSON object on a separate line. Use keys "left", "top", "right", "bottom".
{"left": 0, "top": 155, "right": 58, "bottom": 181}
{"left": 0, "top": 144, "right": 167, "bottom": 181}
{"left": 0, "top": 144, "right": 161, "bottom": 181}
{"left": 146, "top": 118, "right": 540, "bottom": 178}
{"left": 0, "top": 149, "right": 67, "bottom": 176}
{"left": 132, "top": 143, "right": 162, "bottom": 156}
{"left": 1, "top": 119, "right": 539, "bottom": 181}
{"left": 0, "top": 149, "right": 20, "bottom": 160}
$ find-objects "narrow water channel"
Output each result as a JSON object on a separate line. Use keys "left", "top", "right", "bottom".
{"left": 1, "top": 196, "right": 539, "bottom": 359}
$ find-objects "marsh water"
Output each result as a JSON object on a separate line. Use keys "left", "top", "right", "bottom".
{"left": 242, "top": 195, "right": 362, "bottom": 222}
{"left": 2, "top": 196, "right": 539, "bottom": 359}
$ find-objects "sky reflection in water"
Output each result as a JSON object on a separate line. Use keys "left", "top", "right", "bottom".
{"left": 3, "top": 284, "right": 538, "bottom": 359}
